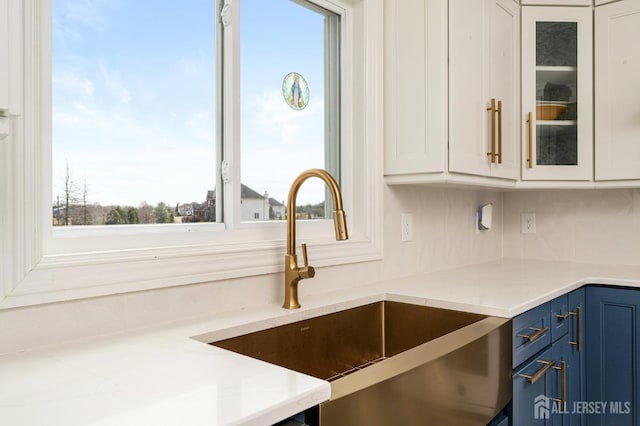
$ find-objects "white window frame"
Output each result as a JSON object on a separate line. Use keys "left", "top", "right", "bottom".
{"left": 0, "top": 0, "right": 383, "bottom": 310}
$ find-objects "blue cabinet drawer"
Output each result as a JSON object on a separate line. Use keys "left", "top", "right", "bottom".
{"left": 513, "top": 345, "right": 554, "bottom": 425}
{"left": 513, "top": 302, "right": 552, "bottom": 368}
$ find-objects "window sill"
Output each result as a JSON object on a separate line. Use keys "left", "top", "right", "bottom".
{"left": 1, "top": 233, "right": 382, "bottom": 310}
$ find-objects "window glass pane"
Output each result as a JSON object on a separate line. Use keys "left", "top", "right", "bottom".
{"left": 240, "top": 0, "right": 339, "bottom": 221}
{"left": 52, "top": 0, "right": 216, "bottom": 225}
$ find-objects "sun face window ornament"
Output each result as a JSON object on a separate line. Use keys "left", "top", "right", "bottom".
{"left": 282, "top": 72, "right": 309, "bottom": 111}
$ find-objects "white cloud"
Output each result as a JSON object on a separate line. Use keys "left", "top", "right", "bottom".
{"left": 187, "top": 110, "right": 215, "bottom": 144}
{"left": 177, "top": 57, "right": 205, "bottom": 77}
{"left": 52, "top": 0, "right": 121, "bottom": 46}
{"left": 53, "top": 71, "right": 95, "bottom": 97}
{"left": 58, "top": 0, "right": 116, "bottom": 31}
{"left": 249, "top": 88, "right": 324, "bottom": 145}
{"left": 53, "top": 76, "right": 218, "bottom": 206}
{"left": 239, "top": 88, "right": 327, "bottom": 203}
{"left": 52, "top": 106, "right": 216, "bottom": 206}
{"left": 98, "top": 60, "right": 131, "bottom": 105}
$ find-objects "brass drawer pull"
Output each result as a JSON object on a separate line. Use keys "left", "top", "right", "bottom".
{"left": 552, "top": 360, "right": 567, "bottom": 411}
{"left": 519, "top": 359, "right": 556, "bottom": 384}
{"left": 555, "top": 312, "right": 569, "bottom": 321}
{"left": 569, "top": 306, "right": 581, "bottom": 352}
{"left": 517, "top": 326, "right": 548, "bottom": 343}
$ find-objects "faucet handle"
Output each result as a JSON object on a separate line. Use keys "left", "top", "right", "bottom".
{"left": 301, "top": 243, "right": 309, "bottom": 267}
{"left": 299, "top": 243, "right": 315, "bottom": 279}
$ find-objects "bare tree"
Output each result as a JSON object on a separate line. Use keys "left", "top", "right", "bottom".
{"left": 54, "top": 161, "right": 89, "bottom": 226}
{"left": 138, "top": 201, "right": 154, "bottom": 224}
{"left": 61, "top": 161, "right": 80, "bottom": 225}
{"left": 81, "top": 178, "right": 92, "bottom": 225}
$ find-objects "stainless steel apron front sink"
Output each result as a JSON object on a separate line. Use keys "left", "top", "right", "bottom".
{"left": 211, "top": 301, "right": 512, "bottom": 425}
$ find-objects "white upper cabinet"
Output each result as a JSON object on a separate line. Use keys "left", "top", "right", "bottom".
{"left": 385, "top": 0, "right": 518, "bottom": 187}
{"left": 0, "top": 0, "right": 9, "bottom": 112}
{"left": 384, "top": 0, "right": 447, "bottom": 176}
{"left": 384, "top": 0, "right": 640, "bottom": 189}
{"left": 595, "top": 0, "right": 640, "bottom": 181}
{"left": 449, "top": 0, "right": 520, "bottom": 180}
{"left": 521, "top": 7, "right": 593, "bottom": 181}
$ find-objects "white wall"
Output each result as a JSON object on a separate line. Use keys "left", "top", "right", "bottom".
{"left": 503, "top": 189, "right": 640, "bottom": 265}
{"left": 0, "top": 186, "right": 503, "bottom": 355}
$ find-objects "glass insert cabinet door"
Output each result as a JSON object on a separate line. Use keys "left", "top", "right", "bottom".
{"left": 521, "top": 7, "right": 592, "bottom": 181}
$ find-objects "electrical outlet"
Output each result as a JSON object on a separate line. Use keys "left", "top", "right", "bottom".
{"left": 521, "top": 213, "right": 536, "bottom": 234}
{"left": 401, "top": 213, "right": 413, "bottom": 242}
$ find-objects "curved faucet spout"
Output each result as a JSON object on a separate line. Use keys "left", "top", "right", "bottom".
{"left": 287, "top": 169, "right": 348, "bottom": 255}
{"left": 283, "top": 169, "right": 348, "bottom": 309}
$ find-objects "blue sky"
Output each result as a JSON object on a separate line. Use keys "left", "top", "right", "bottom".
{"left": 52, "top": 0, "right": 328, "bottom": 209}
{"left": 240, "top": 0, "right": 326, "bottom": 206}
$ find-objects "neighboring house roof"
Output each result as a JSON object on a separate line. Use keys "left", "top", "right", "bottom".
{"left": 269, "top": 198, "right": 285, "bottom": 207}
{"left": 240, "top": 184, "right": 265, "bottom": 200}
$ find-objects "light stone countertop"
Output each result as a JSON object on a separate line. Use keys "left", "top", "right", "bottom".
{"left": 3, "top": 258, "right": 640, "bottom": 425}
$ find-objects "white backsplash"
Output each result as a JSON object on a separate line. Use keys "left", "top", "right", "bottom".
{"left": 0, "top": 186, "right": 502, "bottom": 355}
{"left": 503, "top": 189, "right": 640, "bottom": 265}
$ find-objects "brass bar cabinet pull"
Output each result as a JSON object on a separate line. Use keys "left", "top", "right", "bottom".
{"left": 497, "top": 100, "right": 502, "bottom": 164}
{"left": 527, "top": 111, "right": 533, "bottom": 168}
{"left": 551, "top": 360, "right": 567, "bottom": 411}
{"left": 487, "top": 98, "right": 496, "bottom": 163}
{"left": 569, "top": 306, "right": 581, "bottom": 352}
{"left": 517, "top": 326, "right": 548, "bottom": 343}
{"left": 555, "top": 312, "right": 569, "bottom": 321}
{"left": 519, "top": 359, "right": 556, "bottom": 384}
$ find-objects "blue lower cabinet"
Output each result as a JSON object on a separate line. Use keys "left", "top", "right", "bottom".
{"left": 566, "top": 288, "right": 585, "bottom": 426}
{"left": 512, "top": 335, "right": 577, "bottom": 426}
{"left": 512, "top": 289, "right": 586, "bottom": 426}
{"left": 487, "top": 412, "right": 509, "bottom": 426}
{"left": 487, "top": 405, "right": 510, "bottom": 426}
{"left": 493, "top": 417, "right": 509, "bottom": 426}
{"left": 585, "top": 286, "right": 640, "bottom": 426}
{"left": 513, "top": 346, "right": 554, "bottom": 425}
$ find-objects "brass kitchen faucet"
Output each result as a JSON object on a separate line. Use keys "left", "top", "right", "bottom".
{"left": 283, "top": 169, "right": 348, "bottom": 309}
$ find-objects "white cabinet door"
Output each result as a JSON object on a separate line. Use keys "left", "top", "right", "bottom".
{"left": 449, "top": 0, "right": 519, "bottom": 180}
{"left": 383, "top": 0, "right": 446, "bottom": 176}
{"left": 489, "top": 0, "right": 520, "bottom": 180}
{"left": 0, "top": 0, "right": 8, "bottom": 112}
{"left": 595, "top": 0, "right": 640, "bottom": 181}
{"left": 521, "top": 7, "right": 593, "bottom": 181}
